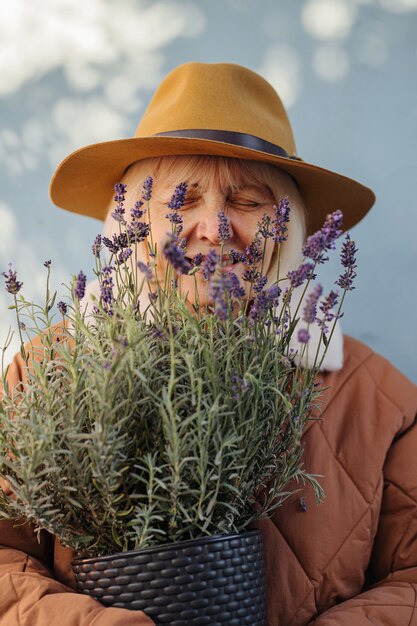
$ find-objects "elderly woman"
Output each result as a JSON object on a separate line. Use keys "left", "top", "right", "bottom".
{"left": 1, "top": 62, "right": 417, "bottom": 626}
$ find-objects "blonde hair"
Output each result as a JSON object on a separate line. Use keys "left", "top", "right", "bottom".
{"left": 103, "top": 155, "right": 307, "bottom": 284}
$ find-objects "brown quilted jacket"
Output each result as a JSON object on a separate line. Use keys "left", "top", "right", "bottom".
{"left": 0, "top": 332, "right": 416, "bottom": 625}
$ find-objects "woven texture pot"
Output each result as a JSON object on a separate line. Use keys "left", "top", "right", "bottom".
{"left": 72, "top": 529, "right": 266, "bottom": 625}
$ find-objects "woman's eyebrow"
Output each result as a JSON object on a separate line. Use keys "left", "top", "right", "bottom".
{"left": 233, "top": 184, "right": 272, "bottom": 197}
{"left": 161, "top": 182, "right": 200, "bottom": 195}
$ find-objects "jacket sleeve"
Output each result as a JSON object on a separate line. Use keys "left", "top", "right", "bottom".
{"left": 0, "top": 543, "right": 155, "bottom": 626}
{"left": 0, "top": 349, "right": 155, "bottom": 626}
{"left": 310, "top": 391, "right": 417, "bottom": 624}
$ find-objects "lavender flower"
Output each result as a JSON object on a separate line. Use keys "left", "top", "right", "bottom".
{"left": 57, "top": 301, "right": 67, "bottom": 315}
{"left": 242, "top": 236, "right": 263, "bottom": 284}
{"left": 166, "top": 208, "right": 184, "bottom": 244}
{"left": 268, "top": 284, "right": 282, "bottom": 303}
{"left": 191, "top": 252, "right": 203, "bottom": 267}
{"left": 149, "top": 291, "right": 158, "bottom": 302}
{"left": 130, "top": 200, "right": 145, "bottom": 219}
{"left": 92, "top": 235, "right": 102, "bottom": 257}
{"left": 44, "top": 260, "right": 51, "bottom": 268}
{"left": 319, "top": 290, "right": 339, "bottom": 317}
{"left": 115, "top": 233, "right": 129, "bottom": 250}
{"left": 302, "top": 284, "right": 323, "bottom": 324}
{"left": 225, "top": 272, "right": 246, "bottom": 298}
{"left": 74, "top": 271, "right": 86, "bottom": 300}
{"left": 272, "top": 196, "right": 291, "bottom": 243}
{"left": 229, "top": 249, "right": 246, "bottom": 264}
{"left": 111, "top": 183, "right": 127, "bottom": 224}
{"left": 19, "top": 321, "right": 26, "bottom": 330}
{"left": 254, "top": 275, "right": 268, "bottom": 293}
{"left": 129, "top": 196, "right": 149, "bottom": 242}
{"left": 137, "top": 261, "right": 152, "bottom": 281}
{"left": 111, "top": 204, "right": 126, "bottom": 224}
{"left": 2, "top": 264, "right": 23, "bottom": 295}
{"left": 166, "top": 211, "right": 183, "bottom": 226}
{"left": 209, "top": 272, "right": 228, "bottom": 320}
{"left": 114, "top": 183, "right": 127, "bottom": 203}
{"left": 127, "top": 221, "right": 150, "bottom": 245}
{"left": 249, "top": 285, "right": 281, "bottom": 322}
{"left": 150, "top": 326, "right": 167, "bottom": 341}
{"left": 202, "top": 250, "right": 220, "bottom": 280}
{"left": 302, "top": 210, "right": 343, "bottom": 263}
{"left": 231, "top": 373, "right": 249, "bottom": 400}
{"left": 100, "top": 266, "right": 114, "bottom": 309}
{"left": 163, "top": 235, "right": 192, "bottom": 275}
{"left": 104, "top": 231, "right": 145, "bottom": 255}
{"left": 242, "top": 267, "right": 261, "bottom": 284}
{"left": 245, "top": 237, "right": 263, "bottom": 266}
{"left": 297, "top": 328, "right": 310, "bottom": 344}
{"left": 142, "top": 176, "right": 153, "bottom": 202}
{"left": 257, "top": 214, "right": 272, "bottom": 239}
{"left": 209, "top": 270, "right": 246, "bottom": 319}
{"left": 166, "top": 183, "right": 188, "bottom": 244}
{"left": 335, "top": 234, "right": 357, "bottom": 291}
{"left": 287, "top": 262, "right": 316, "bottom": 288}
{"left": 168, "top": 182, "right": 188, "bottom": 210}
{"left": 218, "top": 210, "right": 231, "bottom": 242}
{"left": 117, "top": 248, "right": 133, "bottom": 264}
{"left": 102, "top": 236, "right": 119, "bottom": 254}
{"left": 318, "top": 290, "right": 339, "bottom": 333}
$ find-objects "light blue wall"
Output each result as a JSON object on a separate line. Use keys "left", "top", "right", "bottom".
{"left": 0, "top": 0, "right": 416, "bottom": 381}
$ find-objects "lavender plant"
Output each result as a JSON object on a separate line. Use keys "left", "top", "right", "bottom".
{"left": 0, "top": 180, "right": 357, "bottom": 557}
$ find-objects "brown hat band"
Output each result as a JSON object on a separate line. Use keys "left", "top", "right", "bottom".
{"left": 153, "top": 129, "right": 303, "bottom": 161}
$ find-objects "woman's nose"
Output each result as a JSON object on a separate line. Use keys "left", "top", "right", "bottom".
{"left": 194, "top": 195, "right": 233, "bottom": 243}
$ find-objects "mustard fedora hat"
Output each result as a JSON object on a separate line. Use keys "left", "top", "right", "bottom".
{"left": 49, "top": 62, "right": 375, "bottom": 234}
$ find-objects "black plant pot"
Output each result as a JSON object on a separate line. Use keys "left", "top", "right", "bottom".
{"left": 72, "top": 529, "right": 266, "bottom": 625}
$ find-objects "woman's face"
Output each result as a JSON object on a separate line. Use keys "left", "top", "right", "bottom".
{"left": 148, "top": 174, "right": 277, "bottom": 306}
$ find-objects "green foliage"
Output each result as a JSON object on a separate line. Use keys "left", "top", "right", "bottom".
{"left": 0, "top": 293, "right": 323, "bottom": 556}
{"left": 0, "top": 190, "right": 352, "bottom": 558}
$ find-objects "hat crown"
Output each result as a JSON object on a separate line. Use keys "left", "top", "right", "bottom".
{"left": 135, "top": 62, "right": 297, "bottom": 156}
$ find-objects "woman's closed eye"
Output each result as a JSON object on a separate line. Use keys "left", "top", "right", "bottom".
{"left": 228, "top": 198, "right": 262, "bottom": 209}
{"left": 164, "top": 196, "right": 265, "bottom": 210}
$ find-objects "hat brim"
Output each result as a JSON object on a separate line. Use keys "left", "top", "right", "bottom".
{"left": 49, "top": 136, "right": 375, "bottom": 234}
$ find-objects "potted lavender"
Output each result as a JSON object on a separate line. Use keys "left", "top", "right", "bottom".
{"left": 0, "top": 179, "right": 356, "bottom": 625}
